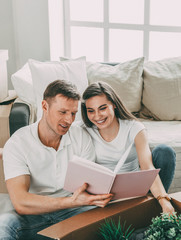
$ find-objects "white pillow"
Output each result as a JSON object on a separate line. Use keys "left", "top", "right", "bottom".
{"left": 60, "top": 56, "right": 86, "bottom": 61}
{"left": 86, "top": 57, "right": 144, "bottom": 113}
{"left": 28, "top": 58, "right": 88, "bottom": 120}
{"left": 11, "top": 63, "right": 36, "bottom": 106}
{"left": 143, "top": 57, "right": 181, "bottom": 120}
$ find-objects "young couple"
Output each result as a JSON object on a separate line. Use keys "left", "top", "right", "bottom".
{"left": 1, "top": 79, "right": 175, "bottom": 239}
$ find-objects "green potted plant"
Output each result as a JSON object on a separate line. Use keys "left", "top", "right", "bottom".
{"left": 98, "top": 217, "right": 134, "bottom": 240}
{"left": 144, "top": 212, "right": 181, "bottom": 239}
{"left": 98, "top": 212, "right": 181, "bottom": 240}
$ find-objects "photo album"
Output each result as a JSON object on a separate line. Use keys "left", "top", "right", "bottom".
{"left": 64, "top": 155, "right": 159, "bottom": 200}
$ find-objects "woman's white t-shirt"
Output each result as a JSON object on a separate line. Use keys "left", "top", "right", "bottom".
{"left": 83, "top": 119, "right": 145, "bottom": 173}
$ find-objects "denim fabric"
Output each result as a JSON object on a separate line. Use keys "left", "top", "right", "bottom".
{"left": 152, "top": 144, "right": 176, "bottom": 193}
{"left": 0, "top": 205, "right": 96, "bottom": 240}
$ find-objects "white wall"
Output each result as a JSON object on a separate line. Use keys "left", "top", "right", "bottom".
{"left": 48, "top": 0, "right": 64, "bottom": 61}
{"left": 0, "top": 0, "right": 17, "bottom": 89}
{"left": 13, "top": 0, "right": 50, "bottom": 68}
{"left": 0, "top": 0, "right": 51, "bottom": 89}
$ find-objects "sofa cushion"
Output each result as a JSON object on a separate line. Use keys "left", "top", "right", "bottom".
{"left": 142, "top": 57, "right": 181, "bottom": 120}
{"left": 142, "top": 119, "right": 181, "bottom": 148}
{"left": 11, "top": 63, "right": 36, "bottom": 107}
{"left": 28, "top": 58, "right": 88, "bottom": 121}
{"left": 86, "top": 57, "right": 144, "bottom": 113}
{"left": 141, "top": 119, "right": 181, "bottom": 193}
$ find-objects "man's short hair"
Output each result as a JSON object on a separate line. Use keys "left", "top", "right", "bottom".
{"left": 43, "top": 80, "right": 80, "bottom": 102}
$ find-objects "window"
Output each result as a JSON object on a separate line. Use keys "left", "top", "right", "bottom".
{"left": 52, "top": 0, "right": 181, "bottom": 61}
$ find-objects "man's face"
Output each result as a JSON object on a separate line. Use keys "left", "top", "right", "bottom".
{"left": 42, "top": 94, "right": 78, "bottom": 137}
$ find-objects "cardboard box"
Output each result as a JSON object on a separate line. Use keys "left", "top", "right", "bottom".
{"left": 0, "top": 148, "right": 8, "bottom": 193}
{"left": 0, "top": 50, "right": 8, "bottom": 102}
{"left": 39, "top": 192, "right": 181, "bottom": 240}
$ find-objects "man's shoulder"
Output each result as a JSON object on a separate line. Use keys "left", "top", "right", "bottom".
{"left": 5, "top": 123, "right": 36, "bottom": 147}
{"left": 68, "top": 122, "right": 95, "bottom": 159}
{"left": 69, "top": 122, "right": 84, "bottom": 134}
{"left": 69, "top": 122, "right": 91, "bottom": 139}
{"left": 12, "top": 123, "right": 34, "bottom": 137}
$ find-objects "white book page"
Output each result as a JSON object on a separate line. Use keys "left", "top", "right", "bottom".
{"left": 72, "top": 155, "right": 114, "bottom": 175}
{"left": 113, "top": 143, "right": 133, "bottom": 174}
{"left": 109, "top": 195, "right": 144, "bottom": 204}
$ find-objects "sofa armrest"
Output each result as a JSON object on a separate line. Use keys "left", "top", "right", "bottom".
{"left": 9, "top": 102, "right": 30, "bottom": 136}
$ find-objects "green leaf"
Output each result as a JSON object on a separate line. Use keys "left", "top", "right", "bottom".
{"left": 98, "top": 217, "right": 134, "bottom": 240}
{"left": 144, "top": 212, "right": 181, "bottom": 239}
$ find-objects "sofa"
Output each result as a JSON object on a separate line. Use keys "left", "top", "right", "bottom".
{"left": 0, "top": 56, "right": 181, "bottom": 214}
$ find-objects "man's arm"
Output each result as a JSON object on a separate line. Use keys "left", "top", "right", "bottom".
{"left": 6, "top": 175, "right": 113, "bottom": 215}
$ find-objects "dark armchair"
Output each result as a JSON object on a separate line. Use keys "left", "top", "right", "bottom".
{"left": 9, "top": 102, "right": 30, "bottom": 136}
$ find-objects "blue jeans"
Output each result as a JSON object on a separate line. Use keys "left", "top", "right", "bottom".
{"left": 0, "top": 205, "right": 96, "bottom": 240}
{"left": 152, "top": 144, "right": 176, "bottom": 193}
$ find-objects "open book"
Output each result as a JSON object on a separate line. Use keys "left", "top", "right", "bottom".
{"left": 64, "top": 155, "right": 160, "bottom": 200}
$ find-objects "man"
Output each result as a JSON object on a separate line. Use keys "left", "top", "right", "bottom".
{"left": 1, "top": 80, "right": 112, "bottom": 239}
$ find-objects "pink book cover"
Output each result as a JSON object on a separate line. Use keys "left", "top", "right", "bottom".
{"left": 111, "top": 169, "right": 160, "bottom": 200}
{"left": 64, "top": 157, "right": 115, "bottom": 195}
{"left": 63, "top": 156, "right": 160, "bottom": 200}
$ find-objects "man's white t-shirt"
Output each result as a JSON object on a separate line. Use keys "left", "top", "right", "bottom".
{"left": 83, "top": 119, "right": 145, "bottom": 173}
{"left": 3, "top": 121, "right": 96, "bottom": 198}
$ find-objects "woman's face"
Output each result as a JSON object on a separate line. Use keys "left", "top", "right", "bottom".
{"left": 85, "top": 94, "right": 117, "bottom": 130}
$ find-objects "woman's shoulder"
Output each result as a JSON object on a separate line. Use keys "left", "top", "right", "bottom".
{"left": 120, "top": 119, "right": 145, "bottom": 129}
{"left": 119, "top": 119, "right": 145, "bottom": 142}
{"left": 132, "top": 119, "right": 145, "bottom": 130}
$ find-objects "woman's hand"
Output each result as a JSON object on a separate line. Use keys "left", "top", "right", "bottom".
{"left": 159, "top": 198, "right": 175, "bottom": 215}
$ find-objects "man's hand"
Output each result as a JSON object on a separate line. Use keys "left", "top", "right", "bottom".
{"left": 71, "top": 183, "right": 113, "bottom": 208}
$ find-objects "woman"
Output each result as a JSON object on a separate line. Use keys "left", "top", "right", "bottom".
{"left": 81, "top": 81, "right": 176, "bottom": 214}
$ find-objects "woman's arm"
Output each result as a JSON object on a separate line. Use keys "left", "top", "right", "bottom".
{"left": 134, "top": 129, "right": 174, "bottom": 214}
